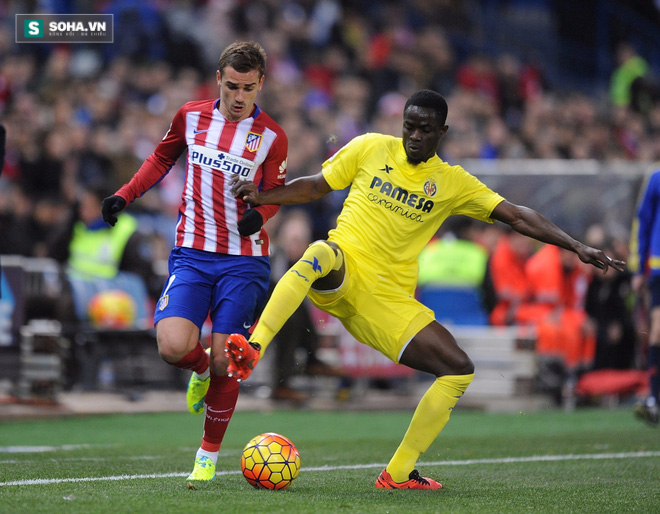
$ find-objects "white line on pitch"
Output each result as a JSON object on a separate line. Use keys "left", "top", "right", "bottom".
{"left": 1, "top": 451, "right": 658, "bottom": 487}
{"left": 0, "top": 444, "right": 116, "bottom": 453}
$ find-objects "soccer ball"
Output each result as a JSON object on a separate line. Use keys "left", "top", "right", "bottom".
{"left": 240, "top": 432, "right": 301, "bottom": 490}
{"left": 88, "top": 289, "right": 137, "bottom": 329}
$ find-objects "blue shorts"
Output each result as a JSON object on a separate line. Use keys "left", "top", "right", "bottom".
{"left": 154, "top": 247, "right": 270, "bottom": 335}
{"left": 649, "top": 275, "right": 660, "bottom": 308}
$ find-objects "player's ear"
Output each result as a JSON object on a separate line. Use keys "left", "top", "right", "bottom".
{"left": 258, "top": 74, "right": 265, "bottom": 90}
{"left": 216, "top": 70, "right": 222, "bottom": 86}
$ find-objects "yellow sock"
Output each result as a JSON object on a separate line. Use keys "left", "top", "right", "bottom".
{"left": 250, "top": 241, "right": 340, "bottom": 357}
{"left": 386, "top": 373, "right": 474, "bottom": 482}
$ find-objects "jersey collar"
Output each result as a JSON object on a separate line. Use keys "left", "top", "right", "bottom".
{"left": 213, "top": 99, "right": 261, "bottom": 120}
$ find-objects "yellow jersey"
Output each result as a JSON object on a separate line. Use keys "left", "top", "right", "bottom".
{"left": 322, "top": 133, "right": 504, "bottom": 294}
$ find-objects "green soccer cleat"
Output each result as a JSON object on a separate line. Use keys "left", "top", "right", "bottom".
{"left": 186, "top": 456, "right": 216, "bottom": 488}
{"left": 186, "top": 349, "right": 211, "bottom": 415}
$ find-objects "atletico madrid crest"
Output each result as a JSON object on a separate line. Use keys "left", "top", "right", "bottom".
{"left": 245, "top": 132, "right": 262, "bottom": 152}
{"left": 158, "top": 294, "right": 169, "bottom": 311}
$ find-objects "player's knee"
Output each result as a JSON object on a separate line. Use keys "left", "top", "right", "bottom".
{"left": 156, "top": 322, "right": 194, "bottom": 363}
{"left": 294, "top": 240, "right": 340, "bottom": 280}
{"left": 432, "top": 353, "right": 474, "bottom": 377}
{"left": 453, "top": 355, "right": 475, "bottom": 376}
{"left": 209, "top": 350, "right": 229, "bottom": 375}
{"left": 156, "top": 338, "right": 182, "bottom": 363}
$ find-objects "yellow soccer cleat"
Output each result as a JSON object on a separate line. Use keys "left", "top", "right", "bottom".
{"left": 186, "top": 348, "right": 211, "bottom": 415}
{"left": 186, "top": 456, "right": 216, "bottom": 488}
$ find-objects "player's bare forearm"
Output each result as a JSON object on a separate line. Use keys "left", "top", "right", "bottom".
{"left": 491, "top": 200, "right": 626, "bottom": 273}
{"left": 496, "top": 203, "right": 577, "bottom": 249}
{"left": 230, "top": 172, "right": 331, "bottom": 206}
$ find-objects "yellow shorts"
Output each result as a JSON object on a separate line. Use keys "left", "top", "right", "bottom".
{"left": 308, "top": 246, "right": 434, "bottom": 363}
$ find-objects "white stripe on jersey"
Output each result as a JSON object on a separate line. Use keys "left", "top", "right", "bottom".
{"left": 201, "top": 115, "right": 228, "bottom": 252}
{"left": 180, "top": 111, "right": 200, "bottom": 248}
{"left": 253, "top": 127, "right": 278, "bottom": 166}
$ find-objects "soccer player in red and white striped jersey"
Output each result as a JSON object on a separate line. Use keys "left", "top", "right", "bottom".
{"left": 101, "top": 41, "right": 287, "bottom": 485}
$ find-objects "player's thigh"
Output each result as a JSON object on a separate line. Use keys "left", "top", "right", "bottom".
{"left": 209, "top": 255, "right": 270, "bottom": 336}
{"left": 310, "top": 257, "right": 434, "bottom": 363}
{"left": 399, "top": 320, "right": 474, "bottom": 377}
{"left": 154, "top": 248, "right": 215, "bottom": 329}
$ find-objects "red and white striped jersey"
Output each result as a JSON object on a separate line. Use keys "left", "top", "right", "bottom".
{"left": 116, "top": 99, "right": 288, "bottom": 257}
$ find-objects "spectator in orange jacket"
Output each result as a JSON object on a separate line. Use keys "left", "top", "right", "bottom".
{"left": 525, "top": 244, "right": 596, "bottom": 375}
{"left": 488, "top": 229, "right": 538, "bottom": 326}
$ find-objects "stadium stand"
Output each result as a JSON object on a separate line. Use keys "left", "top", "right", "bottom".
{"left": 0, "top": 0, "right": 658, "bottom": 410}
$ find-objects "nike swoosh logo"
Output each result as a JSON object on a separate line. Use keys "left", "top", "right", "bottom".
{"left": 243, "top": 322, "right": 252, "bottom": 329}
{"left": 193, "top": 129, "right": 208, "bottom": 134}
{"left": 207, "top": 407, "right": 233, "bottom": 414}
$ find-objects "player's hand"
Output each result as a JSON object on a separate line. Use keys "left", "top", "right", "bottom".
{"left": 230, "top": 176, "right": 260, "bottom": 205}
{"left": 238, "top": 209, "right": 263, "bottom": 237}
{"left": 576, "top": 244, "right": 625, "bottom": 274}
{"left": 101, "top": 195, "right": 126, "bottom": 226}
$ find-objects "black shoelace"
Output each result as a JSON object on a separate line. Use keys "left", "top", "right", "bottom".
{"left": 408, "top": 470, "right": 430, "bottom": 485}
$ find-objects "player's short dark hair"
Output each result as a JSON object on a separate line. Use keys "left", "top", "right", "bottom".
{"left": 404, "top": 90, "right": 448, "bottom": 126}
{"left": 217, "top": 41, "right": 267, "bottom": 78}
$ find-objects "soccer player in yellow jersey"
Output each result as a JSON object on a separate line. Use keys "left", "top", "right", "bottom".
{"left": 228, "top": 89, "right": 626, "bottom": 490}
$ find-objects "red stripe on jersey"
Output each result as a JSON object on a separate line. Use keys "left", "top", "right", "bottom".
{"left": 194, "top": 113, "right": 213, "bottom": 145}
{"left": 218, "top": 120, "right": 238, "bottom": 155}
{"left": 239, "top": 118, "right": 264, "bottom": 255}
{"left": 192, "top": 114, "right": 215, "bottom": 250}
{"left": 214, "top": 121, "right": 239, "bottom": 253}
{"left": 191, "top": 162, "right": 206, "bottom": 251}
{"left": 176, "top": 112, "right": 213, "bottom": 250}
{"left": 214, "top": 168, "right": 229, "bottom": 252}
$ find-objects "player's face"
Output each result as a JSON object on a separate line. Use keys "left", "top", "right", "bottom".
{"left": 402, "top": 106, "right": 448, "bottom": 164}
{"left": 217, "top": 66, "right": 264, "bottom": 122}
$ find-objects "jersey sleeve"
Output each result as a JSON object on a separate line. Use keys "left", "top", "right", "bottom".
{"left": 115, "top": 107, "right": 188, "bottom": 203}
{"left": 321, "top": 134, "right": 369, "bottom": 191}
{"left": 448, "top": 166, "right": 505, "bottom": 222}
{"left": 254, "top": 129, "right": 288, "bottom": 224}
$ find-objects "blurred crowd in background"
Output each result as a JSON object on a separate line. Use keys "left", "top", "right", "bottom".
{"left": 1, "top": 0, "right": 660, "bottom": 255}
{"left": 0, "top": 0, "right": 659, "bottom": 401}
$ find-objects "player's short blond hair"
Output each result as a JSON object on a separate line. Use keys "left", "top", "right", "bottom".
{"left": 217, "top": 41, "right": 267, "bottom": 78}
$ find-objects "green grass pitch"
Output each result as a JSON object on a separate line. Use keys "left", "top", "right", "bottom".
{"left": 0, "top": 407, "right": 658, "bottom": 513}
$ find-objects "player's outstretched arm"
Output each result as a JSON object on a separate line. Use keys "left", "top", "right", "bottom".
{"left": 230, "top": 172, "right": 332, "bottom": 206}
{"left": 491, "top": 200, "right": 626, "bottom": 273}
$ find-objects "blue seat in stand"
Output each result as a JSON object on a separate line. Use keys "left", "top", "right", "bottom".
{"left": 417, "top": 285, "right": 489, "bottom": 326}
